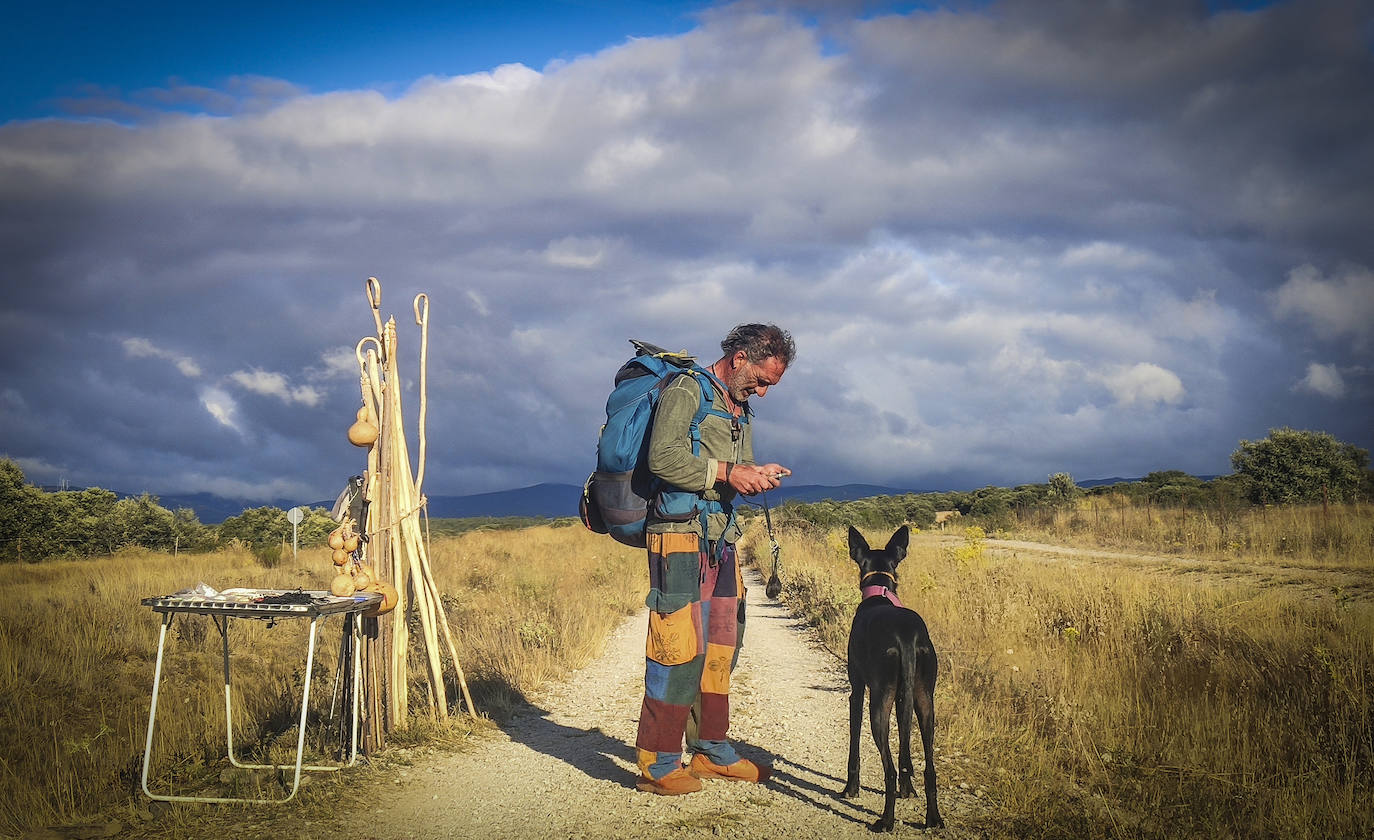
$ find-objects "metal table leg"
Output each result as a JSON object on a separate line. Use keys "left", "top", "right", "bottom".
{"left": 141, "top": 611, "right": 362, "bottom": 805}
{"left": 139, "top": 613, "right": 173, "bottom": 802}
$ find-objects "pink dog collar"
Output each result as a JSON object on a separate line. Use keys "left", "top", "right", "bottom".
{"left": 860, "top": 585, "right": 903, "bottom": 608}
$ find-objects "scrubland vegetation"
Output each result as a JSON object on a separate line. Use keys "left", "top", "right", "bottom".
{"left": 2, "top": 427, "right": 1369, "bottom": 837}
{"left": 5, "top": 498, "right": 1369, "bottom": 838}
{"left": 740, "top": 499, "right": 1373, "bottom": 840}
{"left": 0, "top": 525, "right": 642, "bottom": 836}
{"left": 0, "top": 458, "right": 552, "bottom": 565}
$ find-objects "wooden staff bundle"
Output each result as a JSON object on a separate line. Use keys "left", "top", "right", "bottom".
{"left": 352, "top": 277, "right": 475, "bottom": 748}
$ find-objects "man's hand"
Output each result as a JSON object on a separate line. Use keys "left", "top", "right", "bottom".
{"left": 727, "top": 463, "right": 792, "bottom": 495}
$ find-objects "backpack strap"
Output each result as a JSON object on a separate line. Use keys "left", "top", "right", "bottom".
{"left": 682, "top": 365, "right": 744, "bottom": 561}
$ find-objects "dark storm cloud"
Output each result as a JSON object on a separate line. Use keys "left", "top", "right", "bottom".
{"left": 2, "top": 0, "right": 1371, "bottom": 503}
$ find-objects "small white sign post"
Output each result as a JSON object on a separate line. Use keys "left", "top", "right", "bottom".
{"left": 286, "top": 506, "right": 305, "bottom": 561}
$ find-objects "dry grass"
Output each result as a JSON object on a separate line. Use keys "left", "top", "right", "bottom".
{"left": 0, "top": 524, "right": 641, "bottom": 836}
{"left": 1013, "top": 494, "right": 1374, "bottom": 572}
{"left": 9, "top": 504, "right": 1372, "bottom": 839}
{"left": 742, "top": 514, "right": 1374, "bottom": 840}
{"left": 427, "top": 523, "right": 644, "bottom": 718}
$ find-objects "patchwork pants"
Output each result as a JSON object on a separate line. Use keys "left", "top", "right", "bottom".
{"left": 635, "top": 531, "right": 745, "bottom": 779}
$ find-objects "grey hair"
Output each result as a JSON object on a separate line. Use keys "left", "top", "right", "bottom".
{"left": 721, "top": 324, "right": 796, "bottom": 367}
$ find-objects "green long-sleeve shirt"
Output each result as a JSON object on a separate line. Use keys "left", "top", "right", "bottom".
{"left": 646, "top": 372, "right": 752, "bottom": 542}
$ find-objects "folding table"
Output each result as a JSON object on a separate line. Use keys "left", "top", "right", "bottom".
{"left": 139, "top": 587, "right": 381, "bottom": 804}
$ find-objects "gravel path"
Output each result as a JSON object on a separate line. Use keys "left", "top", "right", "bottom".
{"left": 363, "top": 566, "right": 987, "bottom": 839}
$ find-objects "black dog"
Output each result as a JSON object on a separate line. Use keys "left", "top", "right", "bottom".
{"left": 842, "top": 525, "right": 943, "bottom": 832}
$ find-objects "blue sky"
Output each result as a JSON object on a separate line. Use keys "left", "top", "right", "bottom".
{"left": 2, "top": 0, "right": 1372, "bottom": 505}
{"left": 2, "top": 1, "right": 713, "bottom": 121}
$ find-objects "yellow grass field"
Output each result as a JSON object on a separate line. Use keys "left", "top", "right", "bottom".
{"left": 0, "top": 524, "right": 643, "bottom": 837}
{"left": 743, "top": 500, "right": 1373, "bottom": 840}
{"left": 2, "top": 501, "right": 1371, "bottom": 839}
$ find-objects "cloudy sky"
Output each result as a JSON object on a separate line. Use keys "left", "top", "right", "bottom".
{"left": 3, "top": 0, "right": 1372, "bottom": 507}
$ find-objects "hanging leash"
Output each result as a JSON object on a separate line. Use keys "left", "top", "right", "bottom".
{"left": 761, "top": 491, "right": 783, "bottom": 600}
{"left": 735, "top": 489, "right": 784, "bottom": 600}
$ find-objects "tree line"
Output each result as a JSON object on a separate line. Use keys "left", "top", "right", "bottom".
{"left": 3, "top": 427, "right": 1369, "bottom": 562}
{"left": 757, "top": 428, "right": 1372, "bottom": 533}
{"left": 0, "top": 459, "right": 338, "bottom": 563}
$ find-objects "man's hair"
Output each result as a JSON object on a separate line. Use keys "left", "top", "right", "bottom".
{"left": 721, "top": 324, "right": 796, "bottom": 367}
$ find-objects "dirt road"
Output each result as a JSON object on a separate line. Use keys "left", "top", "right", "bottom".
{"left": 357, "top": 566, "right": 987, "bottom": 839}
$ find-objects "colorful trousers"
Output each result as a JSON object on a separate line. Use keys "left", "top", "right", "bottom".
{"left": 635, "top": 531, "right": 745, "bottom": 779}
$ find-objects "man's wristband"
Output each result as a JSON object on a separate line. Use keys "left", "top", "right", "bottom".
{"left": 724, "top": 462, "right": 735, "bottom": 483}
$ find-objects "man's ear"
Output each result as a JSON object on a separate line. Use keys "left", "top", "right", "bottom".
{"left": 848, "top": 526, "right": 869, "bottom": 564}
{"left": 733, "top": 349, "right": 748, "bottom": 368}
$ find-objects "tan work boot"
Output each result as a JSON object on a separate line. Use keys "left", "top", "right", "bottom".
{"left": 688, "top": 754, "right": 771, "bottom": 783}
{"left": 636, "top": 766, "right": 703, "bottom": 796}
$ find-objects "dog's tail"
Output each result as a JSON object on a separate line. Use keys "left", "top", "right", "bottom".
{"left": 894, "top": 645, "right": 917, "bottom": 708}
{"left": 880, "top": 645, "right": 903, "bottom": 687}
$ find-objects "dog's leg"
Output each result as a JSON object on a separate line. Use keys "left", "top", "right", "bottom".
{"left": 842, "top": 669, "right": 864, "bottom": 798}
{"left": 896, "top": 660, "right": 917, "bottom": 799}
{"left": 869, "top": 681, "right": 898, "bottom": 832}
{"left": 915, "top": 663, "right": 944, "bottom": 829}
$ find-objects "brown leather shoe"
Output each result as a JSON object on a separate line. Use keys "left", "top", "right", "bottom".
{"left": 636, "top": 766, "right": 703, "bottom": 796}
{"left": 688, "top": 754, "right": 771, "bottom": 783}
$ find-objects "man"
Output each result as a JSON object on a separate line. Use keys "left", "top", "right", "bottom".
{"left": 635, "top": 323, "right": 796, "bottom": 796}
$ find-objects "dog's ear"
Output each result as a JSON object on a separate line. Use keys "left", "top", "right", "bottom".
{"left": 848, "top": 525, "right": 869, "bottom": 564}
{"left": 885, "top": 525, "right": 909, "bottom": 564}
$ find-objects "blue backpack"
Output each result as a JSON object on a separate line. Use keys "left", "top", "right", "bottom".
{"left": 580, "top": 339, "right": 744, "bottom": 547}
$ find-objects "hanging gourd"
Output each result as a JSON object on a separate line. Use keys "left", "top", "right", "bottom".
{"left": 330, "top": 572, "right": 357, "bottom": 597}
{"left": 362, "top": 581, "right": 399, "bottom": 617}
{"left": 348, "top": 404, "right": 379, "bottom": 447}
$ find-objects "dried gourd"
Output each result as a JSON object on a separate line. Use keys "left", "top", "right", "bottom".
{"left": 348, "top": 404, "right": 379, "bottom": 447}
{"left": 362, "top": 581, "right": 399, "bottom": 617}
{"left": 330, "top": 573, "right": 357, "bottom": 597}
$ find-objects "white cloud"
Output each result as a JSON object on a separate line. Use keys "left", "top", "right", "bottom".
{"left": 442, "top": 62, "right": 542, "bottom": 95}
{"left": 121, "top": 337, "right": 201, "bottom": 377}
{"left": 10, "top": 455, "right": 62, "bottom": 483}
{"left": 1096, "top": 363, "right": 1185, "bottom": 407}
{"left": 121, "top": 338, "right": 157, "bottom": 357}
{"left": 228, "top": 369, "right": 322, "bottom": 407}
{"left": 1060, "top": 241, "right": 1165, "bottom": 272}
{"left": 1296, "top": 362, "right": 1346, "bottom": 399}
{"left": 800, "top": 113, "right": 859, "bottom": 157}
{"left": 5, "top": 4, "right": 1373, "bottom": 499}
{"left": 544, "top": 236, "right": 612, "bottom": 269}
{"left": 172, "top": 472, "right": 318, "bottom": 503}
{"left": 1149, "top": 290, "right": 1234, "bottom": 345}
{"left": 583, "top": 136, "right": 665, "bottom": 188}
{"left": 309, "top": 346, "right": 358, "bottom": 380}
{"left": 989, "top": 341, "right": 1077, "bottom": 382}
{"left": 199, "top": 386, "right": 241, "bottom": 432}
{"left": 294, "top": 385, "right": 323, "bottom": 406}
{"left": 466, "top": 290, "right": 491, "bottom": 317}
{"left": 1272, "top": 265, "right": 1374, "bottom": 348}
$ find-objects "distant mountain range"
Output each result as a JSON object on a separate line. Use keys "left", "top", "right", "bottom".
{"left": 51, "top": 475, "right": 1201, "bottom": 524}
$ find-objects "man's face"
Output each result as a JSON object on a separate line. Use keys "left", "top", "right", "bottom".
{"left": 725, "top": 352, "right": 786, "bottom": 403}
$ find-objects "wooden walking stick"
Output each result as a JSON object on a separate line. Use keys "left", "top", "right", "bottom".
{"left": 353, "top": 336, "right": 387, "bottom": 750}
{"left": 350, "top": 277, "right": 478, "bottom": 731}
